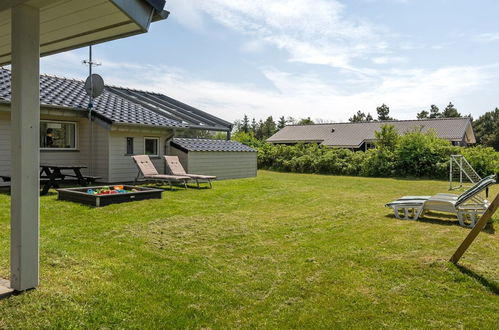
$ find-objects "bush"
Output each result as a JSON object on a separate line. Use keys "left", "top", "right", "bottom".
{"left": 362, "top": 148, "right": 396, "bottom": 177}
{"left": 249, "top": 127, "right": 499, "bottom": 179}
{"left": 394, "top": 129, "right": 456, "bottom": 178}
{"left": 460, "top": 146, "right": 499, "bottom": 177}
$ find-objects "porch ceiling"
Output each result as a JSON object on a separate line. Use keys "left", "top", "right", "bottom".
{"left": 0, "top": 0, "right": 168, "bottom": 65}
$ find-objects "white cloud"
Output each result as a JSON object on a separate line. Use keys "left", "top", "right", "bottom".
{"left": 166, "top": 1, "right": 205, "bottom": 31}
{"left": 240, "top": 39, "right": 267, "bottom": 53}
{"left": 475, "top": 32, "right": 499, "bottom": 42}
{"left": 36, "top": 2, "right": 497, "bottom": 125}
{"left": 372, "top": 56, "right": 408, "bottom": 64}
{"left": 168, "top": 0, "right": 391, "bottom": 71}
{"left": 41, "top": 52, "right": 494, "bottom": 123}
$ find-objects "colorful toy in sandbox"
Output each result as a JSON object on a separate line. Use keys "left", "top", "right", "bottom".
{"left": 57, "top": 185, "right": 163, "bottom": 207}
{"left": 86, "top": 185, "right": 140, "bottom": 196}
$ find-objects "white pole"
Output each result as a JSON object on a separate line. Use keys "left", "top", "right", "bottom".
{"left": 460, "top": 156, "right": 463, "bottom": 187}
{"left": 449, "top": 156, "right": 453, "bottom": 190}
{"left": 10, "top": 4, "right": 40, "bottom": 291}
{"left": 88, "top": 46, "right": 93, "bottom": 175}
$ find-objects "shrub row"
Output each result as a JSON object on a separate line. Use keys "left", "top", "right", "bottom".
{"left": 254, "top": 131, "right": 499, "bottom": 179}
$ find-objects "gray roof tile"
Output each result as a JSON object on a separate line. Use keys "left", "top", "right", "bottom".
{"left": 171, "top": 138, "right": 256, "bottom": 152}
{"left": 0, "top": 68, "right": 207, "bottom": 128}
{"left": 267, "top": 118, "right": 474, "bottom": 147}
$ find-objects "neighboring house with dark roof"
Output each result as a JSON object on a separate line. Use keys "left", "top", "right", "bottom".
{"left": 0, "top": 68, "right": 255, "bottom": 182}
{"left": 169, "top": 138, "right": 257, "bottom": 180}
{"left": 267, "top": 118, "right": 476, "bottom": 150}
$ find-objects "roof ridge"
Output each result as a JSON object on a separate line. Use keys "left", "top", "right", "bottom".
{"left": 2, "top": 67, "right": 163, "bottom": 96}
{"left": 174, "top": 137, "right": 232, "bottom": 141}
{"left": 106, "top": 83, "right": 164, "bottom": 96}
{"left": 286, "top": 117, "right": 471, "bottom": 127}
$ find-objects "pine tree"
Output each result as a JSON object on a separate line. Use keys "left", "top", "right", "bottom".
{"left": 255, "top": 119, "right": 264, "bottom": 140}
{"left": 442, "top": 102, "right": 461, "bottom": 117}
{"left": 376, "top": 104, "right": 393, "bottom": 121}
{"left": 417, "top": 110, "right": 429, "bottom": 119}
{"left": 349, "top": 110, "right": 366, "bottom": 122}
{"left": 242, "top": 114, "right": 250, "bottom": 133}
{"left": 429, "top": 105, "right": 441, "bottom": 118}
{"left": 250, "top": 118, "right": 257, "bottom": 135}
{"left": 277, "top": 116, "right": 287, "bottom": 130}
{"left": 297, "top": 117, "right": 314, "bottom": 125}
{"left": 349, "top": 111, "right": 373, "bottom": 122}
{"left": 262, "top": 116, "right": 277, "bottom": 139}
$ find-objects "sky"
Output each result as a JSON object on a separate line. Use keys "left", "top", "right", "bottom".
{"left": 37, "top": 0, "right": 499, "bottom": 123}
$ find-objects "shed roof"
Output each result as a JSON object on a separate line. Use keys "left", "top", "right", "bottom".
{"left": 171, "top": 138, "right": 256, "bottom": 152}
{"left": 267, "top": 118, "right": 474, "bottom": 147}
{"left": 0, "top": 68, "right": 231, "bottom": 131}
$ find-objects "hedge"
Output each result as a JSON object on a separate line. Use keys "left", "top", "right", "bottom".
{"left": 251, "top": 130, "right": 499, "bottom": 179}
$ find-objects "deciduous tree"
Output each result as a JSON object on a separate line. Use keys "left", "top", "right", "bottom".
{"left": 473, "top": 107, "right": 499, "bottom": 150}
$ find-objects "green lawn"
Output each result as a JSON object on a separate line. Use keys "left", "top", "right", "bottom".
{"left": 0, "top": 171, "right": 498, "bottom": 328}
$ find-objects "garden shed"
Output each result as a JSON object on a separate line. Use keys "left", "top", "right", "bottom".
{"left": 169, "top": 138, "right": 257, "bottom": 180}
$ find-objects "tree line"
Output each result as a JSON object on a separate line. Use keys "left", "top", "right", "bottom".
{"left": 233, "top": 115, "right": 315, "bottom": 141}
{"left": 232, "top": 102, "right": 499, "bottom": 151}
{"left": 348, "top": 102, "right": 461, "bottom": 122}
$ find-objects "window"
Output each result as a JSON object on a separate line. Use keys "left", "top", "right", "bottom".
{"left": 40, "top": 121, "right": 77, "bottom": 149}
{"left": 144, "top": 137, "right": 159, "bottom": 157}
{"left": 126, "top": 137, "right": 134, "bottom": 155}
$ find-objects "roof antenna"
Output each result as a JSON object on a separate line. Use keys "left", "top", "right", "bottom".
{"left": 83, "top": 45, "right": 104, "bottom": 108}
{"left": 82, "top": 45, "right": 104, "bottom": 176}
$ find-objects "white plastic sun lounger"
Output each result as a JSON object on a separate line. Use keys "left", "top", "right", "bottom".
{"left": 394, "top": 175, "right": 495, "bottom": 203}
{"left": 386, "top": 176, "right": 496, "bottom": 227}
{"left": 132, "top": 155, "right": 190, "bottom": 190}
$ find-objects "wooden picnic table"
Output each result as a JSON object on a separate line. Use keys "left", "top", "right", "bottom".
{"left": 40, "top": 164, "right": 88, "bottom": 195}
{"left": 1, "top": 166, "right": 100, "bottom": 195}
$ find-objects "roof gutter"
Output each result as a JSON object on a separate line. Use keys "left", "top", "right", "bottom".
{"left": 110, "top": 0, "right": 168, "bottom": 32}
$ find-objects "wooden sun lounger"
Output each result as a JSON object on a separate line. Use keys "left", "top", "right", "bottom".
{"left": 164, "top": 156, "right": 216, "bottom": 189}
{"left": 132, "top": 155, "right": 190, "bottom": 190}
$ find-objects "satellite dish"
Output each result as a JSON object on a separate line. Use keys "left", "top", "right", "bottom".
{"left": 84, "top": 74, "right": 104, "bottom": 98}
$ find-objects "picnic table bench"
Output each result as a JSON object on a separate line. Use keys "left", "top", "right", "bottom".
{"left": 1, "top": 167, "right": 101, "bottom": 195}
{"left": 40, "top": 164, "right": 101, "bottom": 195}
{"left": 0, "top": 175, "right": 10, "bottom": 190}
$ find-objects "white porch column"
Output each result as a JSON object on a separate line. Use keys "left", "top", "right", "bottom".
{"left": 10, "top": 4, "right": 40, "bottom": 291}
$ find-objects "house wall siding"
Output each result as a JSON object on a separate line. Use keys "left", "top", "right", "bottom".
{"left": 90, "top": 121, "right": 110, "bottom": 181}
{"left": 0, "top": 109, "right": 107, "bottom": 178}
{"left": 108, "top": 129, "right": 173, "bottom": 182}
{"left": 168, "top": 147, "right": 189, "bottom": 171}
{"left": 0, "top": 111, "right": 11, "bottom": 175}
{"left": 183, "top": 150, "right": 257, "bottom": 180}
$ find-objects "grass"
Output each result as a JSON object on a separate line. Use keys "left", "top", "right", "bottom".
{"left": 0, "top": 170, "right": 498, "bottom": 328}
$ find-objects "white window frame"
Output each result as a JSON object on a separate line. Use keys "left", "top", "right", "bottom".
{"left": 40, "top": 120, "right": 78, "bottom": 151}
{"left": 144, "top": 137, "right": 160, "bottom": 157}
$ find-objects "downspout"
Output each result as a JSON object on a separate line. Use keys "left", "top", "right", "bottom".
{"left": 163, "top": 128, "right": 176, "bottom": 174}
